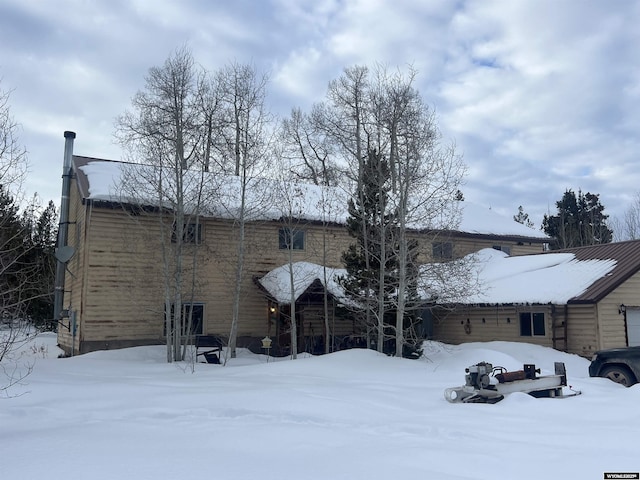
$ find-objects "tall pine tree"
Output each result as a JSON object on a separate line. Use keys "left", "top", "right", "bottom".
{"left": 514, "top": 205, "right": 534, "bottom": 229}
{"left": 1, "top": 185, "right": 28, "bottom": 320}
{"left": 26, "top": 200, "right": 58, "bottom": 326}
{"left": 542, "top": 189, "right": 612, "bottom": 249}
{"left": 340, "top": 149, "right": 396, "bottom": 350}
{"left": 340, "top": 149, "right": 421, "bottom": 355}
{"left": 1, "top": 188, "right": 57, "bottom": 326}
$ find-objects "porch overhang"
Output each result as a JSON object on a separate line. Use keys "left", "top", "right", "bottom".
{"left": 255, "top": 261, "right": 347, "bottom": 305}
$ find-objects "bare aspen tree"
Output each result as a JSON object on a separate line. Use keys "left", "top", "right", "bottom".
{"left": 0, "top": 88, "right": 26, "bottom": 195}
{"left": 373, "top": 67, "right": 465, "bottom": 356}
{"left": 281, "top": 107, "right": 339, "bottom": 186}
{"left": 115, "top": 47, "right": 209, "bottom": 362}
{"left": 280, "top": 109, "right": 341, "bottom": 352}
{"left": 289, "top": 65, "right": 465, "bottom": 356}
{"left": 214, "top": 61, "right": 273, "bottom": 359}
{"left": 274, "top": 178, "right": 309, "bottom": 359}
{"left": 612, "top": 192, "right": 640, "bottom": 241}
{"left": 317, "top": 186, "right": 344, "bottom": 353}
{"left": 322, "top": 67, "right": 382, "bottom": 348}
{"left": 195, "top": 70, "right": 223, "bottom": 174}
{"left": 1, "top": 83, "right": 36, "bottom": 393}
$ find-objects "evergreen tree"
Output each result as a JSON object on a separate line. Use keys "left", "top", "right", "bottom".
{"left": 542, "top": 189, "right": 612, "bottom": 249}
{"left": 28, "top": 200, "right": 58, "bottom": 326}
{"left": 340, "top": 149, "right": 421, "bottom": 355}
{"left": 514, "top": 205, "right": 535, "bottom": 229}
{"left": 1, "top": 185, "right": 28, "bottom": 319}
{"left": 340, "top": 150, "right": 396, "bottom": 349}
{"left": 1, "top": 189, "right": 57, "bottom": 326}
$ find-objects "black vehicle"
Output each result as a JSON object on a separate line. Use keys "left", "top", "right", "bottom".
{"left": 589, "top": 346, "right": 640, "bottom": 386}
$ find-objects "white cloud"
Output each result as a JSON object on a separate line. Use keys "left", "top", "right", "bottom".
{"left": 1, "top": 0, "right": 640, "bottom": 231}
{"left": 273, "top": 47, "right": 327, "bottom": 101}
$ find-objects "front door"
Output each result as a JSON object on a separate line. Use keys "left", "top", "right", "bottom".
{"left": 276, "top": 305, "right": 304, "bottom": 354}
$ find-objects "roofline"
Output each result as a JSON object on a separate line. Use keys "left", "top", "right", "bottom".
{"left": 428, "top": 229, "right": 548, "bottom": 244}
{"left": 434, "top": 302, "right": 559, "bottom": 308}
{"left": 567, "top": 299, "right": 597, "bottom": 305}
{"left": 553, "top": 241, "right": 640, "bottom": 303}
{"left": 81, "top": 196, "right": 549, "bottom": 240}
{"left": 71, "top": 155, "right": 549, "bottom": 242}
{"left": 253, "top": 275, "right": 341, "bottom": 305}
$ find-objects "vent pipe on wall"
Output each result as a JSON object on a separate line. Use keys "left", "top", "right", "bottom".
{"left": 53, "top": 131, "right": 76, "bottom": 324}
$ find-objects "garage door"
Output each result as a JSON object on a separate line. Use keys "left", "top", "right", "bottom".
{"left": 626, "top": 308, "right": 640, "bottom": 346}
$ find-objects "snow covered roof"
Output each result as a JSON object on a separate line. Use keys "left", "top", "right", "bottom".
{"left": 257, "top": 241, "right": 640, "bottom": 307}
{"left": 73, "top": 156, "right": 547, "bottom": 239}
{"left": 256, "top": 262, "right": 347, "bottom": 304}
{"left": 456, "top": 203, "right": 547, "bottom": 239}
{"left": 447, "top": 248, "right": 617, "bottom": 305}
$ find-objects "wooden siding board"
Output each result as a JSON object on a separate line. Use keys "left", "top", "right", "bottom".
{"left": 432, "top": 305, "right": 554, "bottom": 348}
{"left": 68, "top": 209, "right": 360, "bottom": 348}
{"left": 58, "top": 177, "right": 88, "bottom": 353}
{"left": 60, "top": 174, "right": 548, "bottom": 354}
{"left": 596, "top": 270, "right": 640, "bottom": 349}
{"left": 565, "top": 304, "right": 599, "bottom": 357}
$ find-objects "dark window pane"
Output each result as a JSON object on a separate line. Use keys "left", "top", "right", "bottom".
{"left": 532, "top": 312, "right": 545, "bottom": 336}
{"left": 183, "top": 304, "right": 204, "bottom": 335}
{"left": 292, "top": 230, "right": 304, "bottom": 249}
{"left": 279, "top": 228, "right": 304, "bottom": 250}
{"left": 432, "top": 242, "right": 453, "bottom": 260}
{"left": 184, "top": 223, "right": 202, "bottom": 244}
{"left": 164, "top": 303, "right": 204, "bottom": 336}
{"left": 519, "top": 312, "right": 532, "bottom": 336}
{"left": 172, "top": 223, "right": 202, "bottom": 244}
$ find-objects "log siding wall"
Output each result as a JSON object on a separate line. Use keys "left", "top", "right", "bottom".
{"left": 57, "top": 178, "right": 548, "bottom": 355}
{"left": 596, "top": 270, "right": 640, "bottom": 349}
{"left": 431, "top": 305, "right": 555, "bottom": 348}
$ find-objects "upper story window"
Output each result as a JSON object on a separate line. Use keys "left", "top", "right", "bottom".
{"left": 172, "top": 222, "right": 202, "bottom": 244}
{"left": 432, "top": 241, "right": 453, "bottom": 260}
{"left": 519, "top": 312, "right": 545, "bottom": 336}
{"left": 279, "top": 227, "right": 305, "bottom": 250}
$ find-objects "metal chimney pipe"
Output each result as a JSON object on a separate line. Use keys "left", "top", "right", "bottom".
{"left": 53, "top": 131, "right": 76, "bottom": 324}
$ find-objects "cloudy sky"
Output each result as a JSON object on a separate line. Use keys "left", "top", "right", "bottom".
{"left": 1, "top": 0, "right": 639, "bottom": 231}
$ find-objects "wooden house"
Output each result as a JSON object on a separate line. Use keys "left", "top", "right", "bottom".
{"left": 56, "top": 151, "right": 548, "bottom": 356}
{"left": 431, "top": 241, "right": 640, "bottom": 357}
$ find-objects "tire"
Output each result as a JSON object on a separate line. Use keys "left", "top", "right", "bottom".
{"left": 600, "top": 365, "right": 637, "bottom": 387}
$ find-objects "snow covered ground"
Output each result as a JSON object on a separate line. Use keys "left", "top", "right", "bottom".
{"left": 2, "top": 333, "right": 639, "bottom": 480}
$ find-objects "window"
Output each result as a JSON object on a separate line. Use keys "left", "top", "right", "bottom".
{"left": 519, "top": 312, "right": 545, "bottom": 336}
{"left": 165, "top": 303, "right": 204, "bottom": 336}
{"left": 432, "top": 241, "right": 453, "bottom": 260}
{"left": 172, "top": 222, "right": 202, "bottom": 244}
{"left": 279, "top": 228, "right": 305, "bottom": 250}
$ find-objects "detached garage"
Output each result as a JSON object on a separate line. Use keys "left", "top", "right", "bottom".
{"left": 432, "top": 240, "right": 640, "bottom": 357}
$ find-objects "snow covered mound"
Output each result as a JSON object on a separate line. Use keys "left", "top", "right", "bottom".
{"left": 422, "top": 340, "right": 590, "bottom": 379}
{"left": 1, "top": 336, "right": 638, "bottom": 480}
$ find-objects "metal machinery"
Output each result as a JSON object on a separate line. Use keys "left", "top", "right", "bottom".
{"left": 444, "top": 361, "right": 579, "bottom": 403}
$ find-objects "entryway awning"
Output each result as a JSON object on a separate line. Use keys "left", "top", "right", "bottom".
{"left": 256, "top": 262, "right": 347, "bottom": 305}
